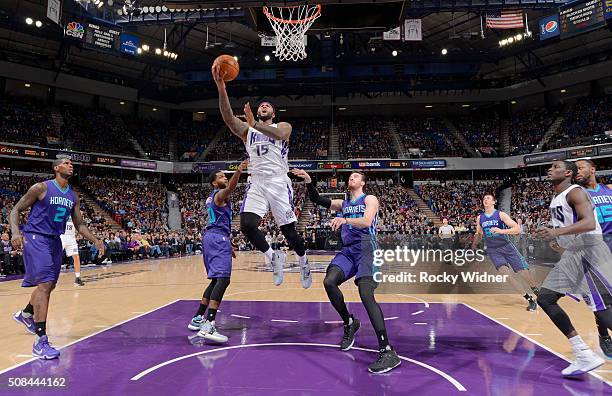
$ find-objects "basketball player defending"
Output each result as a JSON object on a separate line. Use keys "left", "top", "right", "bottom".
{"left": 61, "top": 216, "right": 85, "bottom": 286}
{"left": 213, "top": 65, "right": 311, "bottom": 288}
{"left": 293, "top": 169, "right": 401, "bottom": 374}
{"left": 188, "top": 160, "right": 247, "bottom": 344}
{"left": 472, "top": 194, "right": 538, "bottom": 311}
{"left": 574, "top": 159, "right": 612, "bottom": 357}
{"left": 536, "top": 160, "right": 611, "bottom": 376}
{"left": 11, "top": 158, "right": 104, "bottom": 359}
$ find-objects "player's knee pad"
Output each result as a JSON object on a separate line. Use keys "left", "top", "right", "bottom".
{"left": 280, "top": 222, "right": 305, "bottom": 255}
{"left": 240, "top": 212, "right": 261, "bottom": 235}
{"left": 210, "top": 277, "right": 231, "bottom": 301}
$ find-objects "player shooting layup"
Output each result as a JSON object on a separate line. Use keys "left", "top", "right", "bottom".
{"left": 212, "top": 64, "right": 311, "bottom": 289}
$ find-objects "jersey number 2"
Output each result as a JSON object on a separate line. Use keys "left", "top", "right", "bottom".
{"left": 53, "top": 207, "right": 67, "bottom": 223}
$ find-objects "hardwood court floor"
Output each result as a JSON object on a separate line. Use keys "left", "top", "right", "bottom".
{"left": 0, "top": 252, "right": 610, "bottom": 383}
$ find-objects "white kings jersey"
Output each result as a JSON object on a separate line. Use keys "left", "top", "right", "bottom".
{"left": 245, "top": 123, "right": 289, "bottom": 177}
{"left": 63, "top": 216, "right": 76, "bottom": 238}
{"left": 549, "top": 184, "right": 601, "bottom": 249}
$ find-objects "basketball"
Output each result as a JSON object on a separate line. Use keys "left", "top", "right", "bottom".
{"left": 212, "top": 54, "right": 240, "bottom": 82}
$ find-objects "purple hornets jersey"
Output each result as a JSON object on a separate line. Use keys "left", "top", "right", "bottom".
{"left": 479, "top": 209, "right": 511, "bottom": 248}
{"left": 586, "top": 183, "right": 612, "bottom": 235}
{"left": 340, "top": 194, "right": 378, "bottom": 246}
{"left": 23, "top": 180, "right": 77, "bottom": 236}
{"left": 205, "top": 190, "right": 232, "bottom": 235}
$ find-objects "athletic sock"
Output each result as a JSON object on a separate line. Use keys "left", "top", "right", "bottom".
{"left": 196, "top": 303, "right": 208, "bottom": 317}
{"left": 345, "top": 315, "right": 353, "bottom": 326}
{"left": 23, "top": 303, "right": 34, "bottom": 318}
{"left": 298, "top": 254, "right": 308, "bottom": 267}
{"left": 206, "top": 308, "right": 218, "bottom": 322}
{"left": 35, "top": 322, "right": 46, "bottom": 337}
{"left": 375, "top": 328, "right": 390, "bottom": 350}
{"left": 264, "top": 248, "right": 274, "bottom": 262}
{"left": 569, "top": 335, "right": 589, "bottom": 353}
{"left": 75, "top": 272, "right": 80, "bottom": 279}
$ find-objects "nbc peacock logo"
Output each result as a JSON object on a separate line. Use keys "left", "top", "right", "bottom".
{"left": 65, "top": 22, "right": 85, "bottom": 39}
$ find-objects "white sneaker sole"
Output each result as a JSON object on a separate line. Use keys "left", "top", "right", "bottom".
{"left": 562, "top": 358, "right": 605, "bottom": 376}
{"left": 340, "top": 338, "right": 355, "bottom": 352}
{"left": 187, "top": 323, "right": 201, "bottom": 331}
{"left": 197, "top": 333, "right": 228, "bottom": 344}
{"left": 368, "top": 360, "right": 401, "bottom": 374}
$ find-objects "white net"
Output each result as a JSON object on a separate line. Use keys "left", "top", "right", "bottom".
{"left": 263, "top": 5, "right": 321, "bottom": 62}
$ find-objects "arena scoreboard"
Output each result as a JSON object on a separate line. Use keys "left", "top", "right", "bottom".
{"left": 64, "top": 20, "right": 121, "bottom": 52}
{"left": 559, "top": 0, "right": 606, "bottom": 38}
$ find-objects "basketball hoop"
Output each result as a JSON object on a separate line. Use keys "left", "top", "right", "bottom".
{"left": 263, "top": 4, "right": 321, "bottom": 62}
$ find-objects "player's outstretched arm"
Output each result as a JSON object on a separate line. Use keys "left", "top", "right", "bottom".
{"left": 331, "top": 195, "right": 378, "bottom": 231}
{"left": 243, "top": 102, "right": 291, "bottom": 141}
{"left": 213, "top": 64, "right": 248, "bottom": 142}
{"left": 292, "top": 169, "right": 342, "bottom": 211}
{"left": 72, "top": 195, "right": 105, "bottom": 257}
{"left": 215, "top": 160, "right": 248, "bottom": 205}
{"left": 536, "top": 188, "right": 596, "bottom": 239}
{"left": 494, "top": 212, "right": 521, "bottom": 235}
{"left": 9, "top": 182, "right": 46, "bottom": 249}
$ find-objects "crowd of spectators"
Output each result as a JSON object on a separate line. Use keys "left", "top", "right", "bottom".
{"left": 508, "top": 109, "right": 556, "bottom": 155}
{"left": 0, "top": 96, "right": 57, "bottom": 147}
{"left": 546, "top": 95, "right": 612, "bottom": 150}
{"left": 511, "top": 178, "right": 553, "bottom": 233}
{"left": 81, "top": 176, "right": 169, "bottom": 234}
{"left": 416, "top": 181, "right": 502, "bottom": 232}
{"left": 452, "top": 114, "right": 500, "bottom": 157}
{"left": 337, "top": 118, "right": 398, "bottom": 158}
{"left": 394, "top": 117, "right": 463, "bottom": 157}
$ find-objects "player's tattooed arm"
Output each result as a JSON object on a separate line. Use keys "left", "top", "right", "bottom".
{"left": 72, "top": 195, "right": 105, "bottom": 257}
{"left": 492, "top": 212, "right": 521, "bottom": 235}
{"left": 216, "top": 160, "right": 248, "bottom": 205}
{"left": 9, "top": 182, "right": 47, "bottom": 249}
{"left": 291, "top": 169, "right": 342, "bottom": 210}
{"left": 243, "top": 102, "right": 292, "bottom": 140}
{"left": 213, "top": 64, "right": 248, "bottom": 142}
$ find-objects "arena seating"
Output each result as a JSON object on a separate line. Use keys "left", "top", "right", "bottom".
{"left": 337, "top": 118, "right": 398, "bottom": 158}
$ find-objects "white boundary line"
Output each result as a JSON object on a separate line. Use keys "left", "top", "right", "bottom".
{"left": 0, "top": 299, "right": 181, "bottom": 375}
{"left": 129, "top": 342, "right": 467, "bottom": 391}
{"left": 462, "top": 303, "right": 611, "bottom": 386}
{"left": 271, "top": 319, "right": 299, "bottom": 323}
{"left": 230, "top": 314, "right": 251, "bottom": 319}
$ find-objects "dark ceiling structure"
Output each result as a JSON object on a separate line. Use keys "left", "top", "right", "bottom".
{"left": 0, "top": 0, "right": 610, "bottom": 102}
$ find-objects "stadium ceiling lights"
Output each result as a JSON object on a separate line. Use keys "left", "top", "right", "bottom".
{"left": 264, "top": 54, "right": 270, "bottom": 62}
{"left": 499, "top": 32, "right": 533, "bottom": 48}
{"left": 561, "top": 89, "right": 567, "bottom": 93}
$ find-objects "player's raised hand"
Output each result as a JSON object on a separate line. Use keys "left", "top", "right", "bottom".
{"left": 243, "top": 102, "right": 256, "bottom": 127}
{"left": 291, "top": 169, "right": 312, "bottom": 183}
{"left": 238, "top": 159, "right": 249, "bottom": 172}
{"left": 11, "top": 232, "right": 24, "bottom": 250}
{"left": 212, "top": 64, "right": 227, "bottom": 89}
{"left": 330, "top": 216, "right": 347, "bottom": 232}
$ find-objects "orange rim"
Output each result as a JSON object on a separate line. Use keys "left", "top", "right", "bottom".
{"left": 262, "top": 4, "right": 321, "bottom": 25}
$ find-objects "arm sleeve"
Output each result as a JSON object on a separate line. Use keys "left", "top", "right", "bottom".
{"left": 306, "top": 182, "right": 331, "bottom": 209}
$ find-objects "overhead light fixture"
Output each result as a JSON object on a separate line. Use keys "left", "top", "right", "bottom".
{"left": 233, "top": 56, "right": 239, "bottom": 61}
{"left": 425, "top": 105, "right": 433, "bottom": 108}
{"left": 155, "top": 6, "right": 162, "bottom": 13}
{"left": 120, "top": 101, "right": 125, "bottom": 105}
{"left": 24, "top": 83, "right": 31, "bottom": 87}
{"left": 561, "top": 89, "right": 567, "bottom": 93}
{"left": 511, "top": 100, "right": 517, "bottom": 104}
{"left": 155, "top": 48, "right": 162, "bottom": 55}
{"left": 153, "top": 108, "right": 158, "bottom": 112}
{"left": 462, "top": 104, "right": 470, "bottom": 108}
{"left": 392, "top": 50, "right": 398, "bottom": 57}
{"left": 137, "top": 48, "right": 142, "bottom": 54}
{"left": 264, "top": 54, "right": 270, "bottom": 62}
{"left": 163, "top": 50, "right": 169, "bottom": 57}
{"left": 141, "top": 44, "right": 149, "bottom": 52}
{"left": 338, "top": 107, "right": 347, "bottom": 111}
{"left": 279, "top": 109, "right": 287, "bottom": 112}
{"left": 25, "top": 17, "right": 33, "bottom": 25}
{"left": 35, "top": 20, "right": 43, "bottom": 28}
{"left": 441, "top": 48, "right": 448, "bottom": 55}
